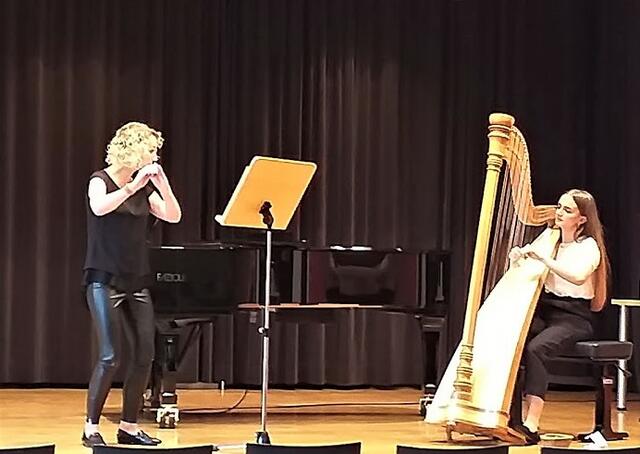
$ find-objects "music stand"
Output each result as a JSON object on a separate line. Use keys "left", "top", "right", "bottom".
{"left": 215, "top": 156, "right": 317, "bottom": 444}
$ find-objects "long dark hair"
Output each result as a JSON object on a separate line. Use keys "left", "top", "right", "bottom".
{"left": 565, "top": 189, "right": 610, "bottom": 311}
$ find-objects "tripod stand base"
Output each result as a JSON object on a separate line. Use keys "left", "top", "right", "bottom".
{"left": 256, "top": 431, "right": 271, "bottom": 444}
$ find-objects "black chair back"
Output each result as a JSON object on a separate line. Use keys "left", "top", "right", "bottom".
{"left": 0, "top": 446, "right": 55, "bottom": 454}
{"left": 246, "top": 442, "right": 361, "bottom": 454}
{"left": 397, "top": 445, "right": 509, "bottom": 454}
{"left": 542, "top": 448, "right": 640, "bottom": 454}
{"left": 93, "top": 445, "right": 214, "bottom": 454}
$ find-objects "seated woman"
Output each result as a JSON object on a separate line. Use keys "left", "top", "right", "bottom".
{"left": 509, "top": 189, "right": 609, "bottom": 444}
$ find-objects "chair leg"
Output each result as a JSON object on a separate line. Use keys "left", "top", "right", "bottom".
{"left": 578, "top": 363, "right": 628, "bottom": 441}
{"left": 416, "top": 316, "right": 440, "bottom": 417}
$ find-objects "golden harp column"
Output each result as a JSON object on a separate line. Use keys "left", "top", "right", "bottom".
{"left": 452, "top": 113, "right": 515, "bottom": 403}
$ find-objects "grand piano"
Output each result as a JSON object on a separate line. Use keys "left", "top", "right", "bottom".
{"left": 147, "top": 243, "right": 259, "bottom": 426}
{"left": 148, "top": 243, "right": 449, "bottom": 426}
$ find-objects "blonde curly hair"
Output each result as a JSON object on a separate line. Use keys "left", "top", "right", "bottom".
{"left": 105, "top": 122, "right": 164, "bottom": 169}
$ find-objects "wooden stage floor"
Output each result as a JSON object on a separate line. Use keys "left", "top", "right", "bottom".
{"left": 1, "top": 388, "right": 639, "bottom": 453}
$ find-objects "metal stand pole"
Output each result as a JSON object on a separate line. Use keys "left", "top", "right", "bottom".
{"left": 617, "top": 304, "right": 628, "bottom": 410}
{"left": 256, "top": 202, "right": 274, "bottom": 444}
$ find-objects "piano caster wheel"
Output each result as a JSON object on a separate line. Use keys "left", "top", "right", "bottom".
{"left": 156, "top": 405, "right": 179, "bottom": 429}
{"left": 419, "top": 392, "right": 434, "bottom": 417}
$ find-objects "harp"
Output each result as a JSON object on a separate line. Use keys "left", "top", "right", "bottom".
{"left": 424, "top": 113, "right": 559, "bottom": 443}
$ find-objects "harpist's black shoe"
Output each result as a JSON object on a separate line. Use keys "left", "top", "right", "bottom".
{"left": 513, "top": 424, "right": 540, "bottom": 445}
{"left": 117, "top": 429, "right": 161, "bottom": 446}
{"left": 82, "top": 432, "right": 106, "bottom": 448}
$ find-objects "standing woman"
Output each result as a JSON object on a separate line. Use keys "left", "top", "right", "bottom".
{"left": 82, "top": 122, "right": 181, "bottom": 447}
{"left": 509, "top": 189, "right": 609, "bottom": 444}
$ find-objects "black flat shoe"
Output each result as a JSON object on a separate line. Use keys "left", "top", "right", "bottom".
{"left": 117, "top": 429, "right": 161, "bottom": 446}
{"left": 144, "top": 431, "right": 162, "bottom": 445}
{"left": 82, "top": 432, "right": 106, "bottom": 448}
{"left": 513, "top": 424, "right": 540, "bottom": 445}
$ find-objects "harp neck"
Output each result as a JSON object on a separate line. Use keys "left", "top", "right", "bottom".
{"left": 488, "top": 113, "right": 555, "bottom": 226}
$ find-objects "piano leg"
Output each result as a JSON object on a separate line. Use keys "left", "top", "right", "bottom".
{"left": 149, "top": 327, "right": 180, "bottom": 428}
{"left": 416, "top": 315, "right": 444, "bottom": 417}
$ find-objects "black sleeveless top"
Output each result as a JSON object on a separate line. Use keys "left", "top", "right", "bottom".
{"left": 83, "top": 170, "right": 155, "bottom": 292}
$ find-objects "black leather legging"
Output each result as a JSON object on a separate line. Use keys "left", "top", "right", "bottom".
{"left": 85, "top": 283, "right": 155, "bottom": 424}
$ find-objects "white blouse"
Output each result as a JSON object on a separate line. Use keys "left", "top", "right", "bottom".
{"left": 544, "top": 236, "right": 601, "bottom": 299}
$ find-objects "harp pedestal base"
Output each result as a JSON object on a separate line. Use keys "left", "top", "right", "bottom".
{"left": 445, "top": 421, "right": 525, "bottom": 445}
{"left": 442, "top": 402, "right": 526, "bottom": 445}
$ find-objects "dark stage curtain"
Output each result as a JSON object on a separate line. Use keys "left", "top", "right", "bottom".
{"left": 1, "top": 0, "right": 639, "bottom": 386}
